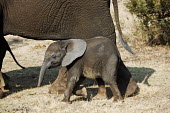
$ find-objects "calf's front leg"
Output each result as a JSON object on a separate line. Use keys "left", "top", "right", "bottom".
{"left": 62, "top": 75, "right": 78, "bottom": 103}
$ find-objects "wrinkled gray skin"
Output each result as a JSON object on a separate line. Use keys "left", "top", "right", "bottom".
{"left": 0, "top": 0, "right": 134, "bottom": 71}
{"left": 38, "top": 36, "right": 134, "bottom": 102}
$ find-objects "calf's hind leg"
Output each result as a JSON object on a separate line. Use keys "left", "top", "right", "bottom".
{"left": 102, "top": 57, "right": 123, "bottom": 102}
{"left": 102, "top": 74, "right": 123, "bottom": 102}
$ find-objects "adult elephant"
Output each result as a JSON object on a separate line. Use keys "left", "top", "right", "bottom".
{"left": 0, "top": 0, "right": 133, "bottom": 70}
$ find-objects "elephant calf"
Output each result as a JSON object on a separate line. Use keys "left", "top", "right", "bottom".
{"left": 38, "top": 36, "right": 126, "bottom": 102}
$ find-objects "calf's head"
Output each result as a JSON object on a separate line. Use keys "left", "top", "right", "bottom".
{"left": 37, "top": 39, "right": 87, "bottom": 87}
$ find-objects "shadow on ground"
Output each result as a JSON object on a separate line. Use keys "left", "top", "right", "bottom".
{"left": 4, "top": 66, "right": 155, "bottom": 99}
{"left": 5, "top": 66, "right": 58, "bottom": 96}
{"left": 85, "top": 67, "right": 155, "bottom": 99}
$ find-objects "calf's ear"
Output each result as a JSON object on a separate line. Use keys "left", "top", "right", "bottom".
{"left": 61, "top": 39, "right": 87, "bottom": 66}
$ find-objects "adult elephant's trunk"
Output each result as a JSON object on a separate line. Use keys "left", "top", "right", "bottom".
{"left": 37, "top": 62, "right": 49, "bottom": 87}
{"left": 112, "top": 0, "right": 135, "bottom": 55}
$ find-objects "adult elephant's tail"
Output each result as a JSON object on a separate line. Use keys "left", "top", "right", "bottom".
{"left": 7, "top": 45, "right": 25, "bottom": 69}
{"left": 112, "top": 0, "right": 135, "bottom": 55}
{"left": 4, "top": 37, "right": 25, "bottom": 69}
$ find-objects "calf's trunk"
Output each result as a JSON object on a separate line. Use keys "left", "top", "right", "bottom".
{"left": 37, "top": 62, "right": 49, "bottom": 87}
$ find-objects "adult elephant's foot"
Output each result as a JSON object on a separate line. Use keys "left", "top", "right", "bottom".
{"left": 0, "top": 89, "right": 4, "bottom": 99}
{"left": 0, "top": 87, "right": 9, "bottom": 99}
{"left": 125, "top": 78, "right": 139, "bottom": 98}
{"left": 93, "top": 86, "right": 107, "bottom": 100}
{"left": 0, "top": 72, "right": 10, "bottom": 99}
{"left": 48, "top": 75, "right": 67, "bottom": 94}
{"left": 93, "top": 93, "right": 107, "bottom": 100}
{"left": 1, "top": 87, "right": 9, "bottom": 92}
{"left": 49, "top": 84, "right": 66, "bottom": 94}
{"left": 61, "top": 98, "right": 72, "bottom": 104}
{"left": 49, "top": 67, "right": 67, "bottom": 94}
{"left": 113, "top": 96, "right": 123, "bottom": 102}
{"left": 49, "top": 82, "right": 87, "bottom": 98}
{"left": 49, "top": 67, "right": 87, "bottom": 97}
{"left": 74, "top": 87, "right": 87, "bottom": 98}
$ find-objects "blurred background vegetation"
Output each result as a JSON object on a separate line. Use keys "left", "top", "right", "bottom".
{"left": 125, "top": 0, "right": 170, "bottom": 45}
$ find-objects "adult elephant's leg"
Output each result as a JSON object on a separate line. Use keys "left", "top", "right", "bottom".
{"left": 117, "top": 60, "right": 139, "bottom": 97}
{"left": 0, "top": 71, "right": 5, "bottom": 91}
{"left": 0, "top": 71, "right": 9, "bottom": 99}
{"left": 0, "top": 4, "right": 4, "bottom": 71}
{"left": 0, "top": 89, "right": 3, "bottom": 99}
{"left": 49, "top": 67, "right": 67, "bottom": 94}
{"left": 72, "top": 76, "right": 87, "bottom": 97}
{"left": 125, "top": 77, "right": 139, "bottom": 98}
{"left": 0, "top": 37, "right": 7, "bottom": 71}
{"left": 93, "top": 78, "right": 107, "bottom": 99}
{"left": 49, "top": 67, "right": 87, "bottom": 97}
{"left": 0, "top": 72, "right": 5, "bottom": 99}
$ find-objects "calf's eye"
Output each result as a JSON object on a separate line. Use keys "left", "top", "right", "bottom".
{"left": 52, "top": 54, "right": 56, "bottom": 58}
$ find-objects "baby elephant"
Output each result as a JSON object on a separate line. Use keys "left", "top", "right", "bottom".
{"left": 38, "top": 36, "right": 123, "bottom": 102}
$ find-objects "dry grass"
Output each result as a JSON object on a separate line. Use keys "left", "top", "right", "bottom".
{"left": 0, "top": 34, "right": 169, "bottom": 113}
{"left": 1, "top": 1, "right": 170, "bottom": 112}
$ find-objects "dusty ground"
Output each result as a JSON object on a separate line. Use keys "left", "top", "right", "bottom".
{"left": 1, "top": 0, "right": 170, "bottom": 113}
{"left": 0, "top": 34, "right": 169, "bottom": 113}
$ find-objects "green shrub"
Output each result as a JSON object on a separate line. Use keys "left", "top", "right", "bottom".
{"left": 125, "top": 0, "right": 170, "bottom": 45}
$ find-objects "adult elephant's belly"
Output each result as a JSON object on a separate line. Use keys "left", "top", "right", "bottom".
{"left": 3, "top": 0, "right": 115, "bottom": 40}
